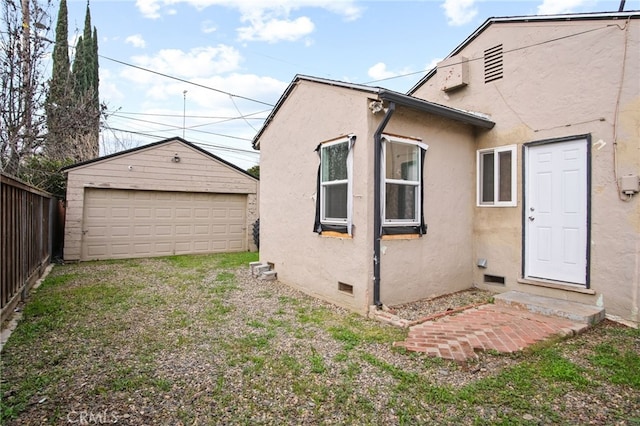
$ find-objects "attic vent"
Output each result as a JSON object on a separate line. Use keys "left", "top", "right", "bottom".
{"left": 484, "top": 44, "right": 503, "bottom": 83}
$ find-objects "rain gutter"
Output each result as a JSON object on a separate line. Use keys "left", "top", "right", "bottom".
{"left": 373, "top": 101, "right": 396, "bottom": 308}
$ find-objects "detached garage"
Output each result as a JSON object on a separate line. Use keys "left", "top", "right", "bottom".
{"left": 63, "top": 137, "right": 258, "bottom": 261}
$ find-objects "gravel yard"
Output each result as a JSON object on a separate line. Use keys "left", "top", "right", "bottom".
{"left": 1, "top": 252, "right": 639, "bottom": 425}
{"left": 389, "top": 288, "right": 493, "bottom": 322}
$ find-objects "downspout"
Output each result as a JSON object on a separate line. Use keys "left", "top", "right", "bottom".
{"left": 373, "top": 101, "right": 395, "bottom": 308}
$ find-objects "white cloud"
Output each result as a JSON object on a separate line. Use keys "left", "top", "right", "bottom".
{"left": 135, "top": 0, "right": 362, "bottom": 20}
{"left": 134, "top": 0, "right": 362, "bottom": 42}
{"left": 187, "top": 74, "right": 287, "bottom": 108}
{"left": 441, "top": 0, "right": 478, "bottom": 26}
{"left": 238, "top": 16, "right": 315, "bottom": 43}
{"left": 201, "top": 20, "right": 217, "bottom": 34}
{"left": 125, "top": 34, "right": 146, "bottom": 48}
{"left": 128, "top": 45, "right": 242, "bottom": 82}
{"left": 537, "top": 0, "right": 593, "bottom": 15}
{"left": 367, "top": 62, "right": 416, "bottom": 83}
{"left": 425, "top": 57, "right": 443, "bottom": 71}
{"left": 119, "top": 46, "right": 287, "bottom": 116}
{"left": 126, "top": 72, "right": 285, "bottom": 132}
{"left": 367, "top": 62, "right": 398, "bottom": 80}
{"left": 136, "top": 0, "right": 162, "bottom": 19}
{"left": 99, "top": 69, "right": 125, "bottom": 105}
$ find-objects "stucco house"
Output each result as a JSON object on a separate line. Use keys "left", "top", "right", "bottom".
{"left": 64, "top": 137, "right": 258, "bottom": 261}
{"left": 253, "top": 11, "right": 640, "bottom": 324}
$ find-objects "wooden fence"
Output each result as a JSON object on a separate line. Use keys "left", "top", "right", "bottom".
{"left": 1, "top": 173, "right": 54, "bottom": 323}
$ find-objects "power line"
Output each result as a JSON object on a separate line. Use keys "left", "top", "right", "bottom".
{"left": 99, "top": 54, "right": 275, "bottom": 107}
{"left": 105, "top": 109, "right": 270, "bottom": 120}
{"left": 364, "top": 23, "right": 616, "bottom": 85}
{"left": 108, "top": 114, "right": 255, "bottom": 141}
{"left": 105, "top": 127, "right": 258, "bottom": 155}
{"left": 229, "top": 95, "right": 258, "bottom": 132}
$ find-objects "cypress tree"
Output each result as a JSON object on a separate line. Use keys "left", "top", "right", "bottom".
{"left": 49, "top": 0, "right": 69, "bottom": 101}
{"left": 72, "top": 2, "right": 92, "bottom": 97}
{"left": 91, "top": 27, "right": 99, "bottom": 107}
{"left": 70, "top": 1, "right": 100, "bottom": 159}
{"left": 45, "top": 0, "right": 72, "bottom": 160}
{"left": 45, "top": 0, "right": 100, "bottom": 161}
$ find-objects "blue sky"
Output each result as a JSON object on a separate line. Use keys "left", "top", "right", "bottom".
{"left": 59, "top": 0, "right": 638, "bottom": 169}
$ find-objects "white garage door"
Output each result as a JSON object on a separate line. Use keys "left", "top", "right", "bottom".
{"left": 81, "top": 188, "right": 247, "bottom": 260}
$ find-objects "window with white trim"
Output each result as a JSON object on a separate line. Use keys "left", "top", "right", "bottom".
{"left": 382, "top": 136, "right": 426, "bottom": 228}
{"left": 321, "top": 139, "right": 349, "bottom": 224}
{"left": 477, "top": 145, "right": 517, "bottom": 206}
{"left": 314, "top": 135, "right": 355, "bottom": 235}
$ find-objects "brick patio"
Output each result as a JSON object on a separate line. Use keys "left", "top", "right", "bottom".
{"left": 392, "top": 303, "right": 589, "bottom": 362}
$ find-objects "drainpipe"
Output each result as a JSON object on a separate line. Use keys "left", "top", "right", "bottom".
{"left": 373, "top": 101, "right": 395, "bottom": 308}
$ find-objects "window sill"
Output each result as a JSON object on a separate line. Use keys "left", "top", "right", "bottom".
{"left": 381, "top": 234, "right": 421, "bottom": 240}
{"left": 320, "top": 231, "right": 352, "bottom": 239}
{"left": 518, "top": 277, "right": 595, "bottom": 295}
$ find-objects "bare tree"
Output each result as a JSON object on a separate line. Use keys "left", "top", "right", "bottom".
{"left": 0, "top": 0, "right": 53, "bottom": 175}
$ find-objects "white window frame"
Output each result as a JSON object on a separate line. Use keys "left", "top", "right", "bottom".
{"left": 476, "top": 144, "right": 517, "bottom": 207}
{"left": 320, "top": 136, "right": 354, "bottom": 228}
{"left": 382, "top": 135, "right": 426, "bottom": 226}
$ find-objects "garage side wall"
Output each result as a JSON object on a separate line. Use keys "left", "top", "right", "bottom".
{"left": 64, "top": 140, "right": 258, "bottom": 261}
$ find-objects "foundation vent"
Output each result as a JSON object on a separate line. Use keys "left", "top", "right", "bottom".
{"left": 484, "top": 44, "right": 503, "bottom": 83}
{"left": 484, "top": 274, "right": 505, "bottom": 285}
{"left": 338, "top": 282, "right": 353, "bottom": 295}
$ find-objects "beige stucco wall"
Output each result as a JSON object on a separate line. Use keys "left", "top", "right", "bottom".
{"left": 412, "top": 18, "right": 640, "bottom": 322}
{"left": 258, "top": 82, "right": 374, "bottom": 313}
{"left": 378, "top": 106, "right": 478, "bottom": 306}
{"left": 259, "top": 80, "right": 480, "bottom": 314}
{"left": 64, "top": 139, "right": 259, "bottom": 261}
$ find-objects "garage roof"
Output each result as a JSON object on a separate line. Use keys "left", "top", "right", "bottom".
{"left": 62, "top": 137, "right": 257, "bottom": 180}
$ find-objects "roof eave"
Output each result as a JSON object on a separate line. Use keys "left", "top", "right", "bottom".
{"left": 379, "top": 90, "right": 495, "bottom": 129}
{"left": 252, "top": 75, "right": 383, "bottom": 150}
{"left": 253, "top": 75, "right": 495, "bottom": 149}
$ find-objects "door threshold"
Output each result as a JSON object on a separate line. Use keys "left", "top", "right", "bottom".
{"left": 518, "top": 277, "right": 595, "bottom": 295}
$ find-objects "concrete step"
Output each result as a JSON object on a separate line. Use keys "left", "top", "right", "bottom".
{"left": 249, "top": 262, "right": 270, "bottom": 277}
{"left": 493, "top": 291, "right": 605, "bottom": 325}
{"left": 259, "top": 270, "right": 277, "bottom": 281}
{"left": 249, "top": 262, "right": 277, "bottom": 281}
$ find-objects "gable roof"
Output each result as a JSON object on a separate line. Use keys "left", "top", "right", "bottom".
{"left": 252, "top": 75, "right": 495, "bottom": 149}
{"left": 62, "top": 137, "right": 258, "bottom": 180}
{"left": 408, "top": 10, "right": 640, "bottom": 95}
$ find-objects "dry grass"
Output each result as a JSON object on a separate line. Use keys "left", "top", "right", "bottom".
{"left": 1, "top": 253, "right": 639, "bottom": 425}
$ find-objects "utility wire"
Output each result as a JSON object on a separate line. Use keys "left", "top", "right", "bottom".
{"left": 364, "top": 23, "right": 616, "bottom": 85}
{"left": 99, "top": 54, "right": 275, "bottom": 107}
{"left": 108, "top": 114, "right": 255, "bottom": 141}
{"left": 106, "top": 109, "right": 270, "bottom": 120}
{"left": 229, "top": 95, "right": 258, "bottom": 132}
{"left": 106, "top": 127, "right": 258, "bottom": 155}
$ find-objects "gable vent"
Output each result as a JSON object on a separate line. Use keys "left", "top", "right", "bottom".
{"left": 484, "top": 44, "right": 503, "bottom": 83}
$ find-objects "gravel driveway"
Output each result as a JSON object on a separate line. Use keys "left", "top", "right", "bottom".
{"left": 1, "top": 253, "right": 639, "bottom": 425}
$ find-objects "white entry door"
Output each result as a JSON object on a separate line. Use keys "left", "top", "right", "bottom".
{"left": 524, "top": 138, "right": 588, "bottom": 285}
